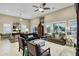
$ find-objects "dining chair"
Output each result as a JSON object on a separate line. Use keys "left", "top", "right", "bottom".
{"left": 18, "top": 37, "right": 27, "bottom": 56}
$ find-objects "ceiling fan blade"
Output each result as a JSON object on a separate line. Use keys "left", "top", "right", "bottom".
{"left": 42, "top": 3, "right": 46, "bottom": 7}
{"left": 44, "top": 7, "right": 50, "bottom": 10}
{"left": 41, "top": 11, "right": 44, "bottom": 13}
{"left": 32, "top": 5, "right": 39, "bottom": 8}
{"left": 34, "top": 9, "right": 39, "bottom": 12}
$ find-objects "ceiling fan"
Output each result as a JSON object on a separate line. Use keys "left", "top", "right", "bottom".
{"left": 32, "top": 3, "right": 50, "bottom": 12}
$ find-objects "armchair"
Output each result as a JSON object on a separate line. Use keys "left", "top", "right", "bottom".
{"left": 27, "top": 42, "right": 50, "bottom": 56}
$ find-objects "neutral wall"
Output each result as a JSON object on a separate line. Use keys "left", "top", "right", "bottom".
{"left": 0, "top": 5, "right": 76, "bottom": 33}
{"left": 0, "top": 14, "right": 30, "bottom": 33}
{"left": 30, "top": 5, "right": 76, "bottom": 32}
{"left": 44, "top": 6, "right": 76, "bottom": 23}
{"left": 30, "top": 17, "right": 39, "bottom": 32}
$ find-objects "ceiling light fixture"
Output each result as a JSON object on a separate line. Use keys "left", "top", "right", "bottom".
{"left": 33, "top": 3, "right": 50, "bottom": 12}
{"left": 39, "top": 8, "right": 44, "bottom": 12}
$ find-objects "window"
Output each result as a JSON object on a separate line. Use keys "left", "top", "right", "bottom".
{"left": 53, "top": 22, "right": 66, "bottom": 34}
{"left": 32, "top": 26, "right": 37, "bottom": 33}
{"left": 3, "top": 24, "right": 12, "bottom": 33}
{"left": 20, "top": 24, "right": 28, "bottom": 33}
{"left": 45, "top": 24, "right": 53, "bottom": 34}
{"left": 45, "top": 22, "right": 66, "bottom": 34}
{"left": 69, "top": 20, "right": 77, "bottom": 38}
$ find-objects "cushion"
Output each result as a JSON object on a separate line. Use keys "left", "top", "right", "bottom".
{"left": 28, "top": 35, "right": 33, "bottom": 38}
{"left": 30, "top": 39, "right": 45, "bottom": 47}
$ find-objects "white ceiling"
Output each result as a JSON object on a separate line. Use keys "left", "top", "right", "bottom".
{"left": 0, "top": 3, "right": 74, "bottom": 19}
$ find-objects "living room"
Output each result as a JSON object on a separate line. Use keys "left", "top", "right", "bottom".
{"left": 0, "top": 3, "right": 77, "bottom": 56}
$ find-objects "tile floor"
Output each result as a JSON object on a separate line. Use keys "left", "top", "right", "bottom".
{"left": 0, "top": 38, "right": 76, "bottom": 56}
{"left": 0, "top": 38, "right": 22, "bottom": 56}
{"left": 42, "top": 41, "right": 76, "bottom": 56}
